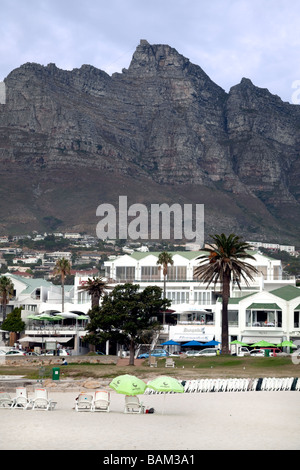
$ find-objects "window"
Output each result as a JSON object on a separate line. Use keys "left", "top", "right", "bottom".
{"left": 194, "top": 291, "right": 211, "bottom": 305}
{"left": 294, "top": 311, "right": 300, "bottom": 328}
{"left": 256, "top": 266, "right": 267, "bottom": 277}
{"left": 116, "top": 266, "right": 135, "bottom": 281}
{"left": 246, "top": 309, "right": 282, "bottom": 327}
{"left": 228, "top": 310, "right": 238, "bottom": 326}
{"left": 167, "top": 291, "right": 189, "bottom": 304}
{"left": 141, "top": 266, "right": 159, "bottom": 280}
{"left": 167, "top": 266, "right": 187, "bottom": 280}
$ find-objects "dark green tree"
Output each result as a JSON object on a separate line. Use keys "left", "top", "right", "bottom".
{"left": 85, "top": 283, "right": 170, "bottom": 365}
{"left": 2, "top": 307, "right": 25, "bottom": 333}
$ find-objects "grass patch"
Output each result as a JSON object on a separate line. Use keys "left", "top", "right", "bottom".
{"left": 1, "top": 355, "right": 299, "bottom": 381}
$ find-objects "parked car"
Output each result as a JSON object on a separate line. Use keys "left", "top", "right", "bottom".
{"left": 43, "top": 349, "right": 69, "bottom": 357}
{"left": 185, "top": 350, "right": 202, "bottom": 356}
{"left": 0, "top": 350, "right": 6, "bottom": 356}
{"left": 237, "top": 347, "right": 250, "bottom": 357}
{"left": 169, "top": 351, "right": 185, "bottom": 357}
{"left": 196, "top": 348, "right": 218, "bottom": 356}
{"left": 5, "top": 350, "right": 26, "bottom": 356}
{"left": 249, "top": 349, "right": 265, "bottom": 357}
{"left": 137, "top": 348, "right": 169, "bottom": 359}
{"left": 25, "top": 351, "right": 40, "bottom": 356}
{"left": 186, "top": 348, "right": 217, "bottom": 357}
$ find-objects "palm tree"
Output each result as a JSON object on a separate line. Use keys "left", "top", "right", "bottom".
{"left": 0, "top": 276, "right": 14, "bottom": 323}
{"left": 53, "top": 257, "right": 71, "bottom": 313}
{"left": 194, "top": 233, "right": 258, "bottom": 354}
{"left": 78, "top": 276, "right": 111, "bottom": 308}
{"left": 156, "top": 251, "right": 173, "bottom": 324}
{"left": 0, "top": 276, "right": 14, "bottom": 342}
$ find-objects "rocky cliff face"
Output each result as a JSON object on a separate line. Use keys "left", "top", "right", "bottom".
{"left": 0, "top": 40, "right": 299, "bottom": 244}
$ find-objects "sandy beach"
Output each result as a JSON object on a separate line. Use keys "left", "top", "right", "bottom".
{"left": 1, "top": 389, "right": 300, "bottom": 451}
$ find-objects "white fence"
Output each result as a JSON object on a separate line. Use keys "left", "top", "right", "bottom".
{"left": 145, "top": 377, "right": 300, "bottom": 393}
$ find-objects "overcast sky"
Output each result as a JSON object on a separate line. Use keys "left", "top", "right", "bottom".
{"left": 1, "top": 0, "right": 300, "bottom": 103}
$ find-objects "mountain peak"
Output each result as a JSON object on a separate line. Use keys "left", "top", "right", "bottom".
{"left": 128, "top": 40, "right": 190, "bottom": 75}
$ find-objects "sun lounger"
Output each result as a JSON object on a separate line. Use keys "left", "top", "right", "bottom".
{"left": 124, "top": 395, "right": 145, "bottom": 414}
{"left": 31, "top": 388, "right": 57, "bottom": 411}
{"left": 12, "top": 387, "right": 32, "bottom": 409}
{"left": 75, "top": 392, "right": 93, "bottom": 412}
{"left": 0, "top": 392, "right": 14, "bottom": 408}
{"left": 149, "top": 356, "right": 157, "bottom": 367}
{"left": 92, "top": 390, "right": 110, "bottom": 412}
{"left": 165, "top": 357, "right": 175, "bottom": 368}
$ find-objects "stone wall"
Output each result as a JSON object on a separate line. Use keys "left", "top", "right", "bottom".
{"left": 2, "top": 354, "right": 118, "bottom": 366}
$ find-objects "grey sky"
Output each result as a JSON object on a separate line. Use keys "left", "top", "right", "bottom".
{"left": 1, "top": 0, "right": 300, "bottom": 103}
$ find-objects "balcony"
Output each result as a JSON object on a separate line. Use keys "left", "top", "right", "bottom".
{"left": 245, "top": 321, "right": 282, "bottom": 328}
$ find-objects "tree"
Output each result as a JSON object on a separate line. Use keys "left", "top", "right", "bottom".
{"left": 78, "top": 276, "right": 111, "bottom": 308}
{"left": 194, "top": 233, "right": 258, "bottom": 354}
{"left": 2, "top": 306, "right": 25, "bottom": 336}
{"left": 53, "top": 257, "right": 71, "bottom": 313}
{"left": 0, "top": 275, "right": 14, "bottom": 323}
{"left": 156, "top": 251, "right": 173, "bottom": 324}
{"left": 85, "top": 283, "right": 170, "bottom": 365}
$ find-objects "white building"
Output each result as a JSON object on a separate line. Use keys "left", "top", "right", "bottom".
{"left": 248, "top": 241, "right": 296, "bottom": 254}
{"left": 1, "top": 273, "right": 92, "bottom": 354}
{"left": 104, "top": 251, "right": 298, "bottom": 348}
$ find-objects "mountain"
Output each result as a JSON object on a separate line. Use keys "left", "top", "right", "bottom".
{"left": 0, "top": 39, "right": 300, "bottom": 245}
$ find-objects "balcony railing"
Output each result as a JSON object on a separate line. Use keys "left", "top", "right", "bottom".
{"left": 177, "top": 320, "right": 215, "bottom": 325}
{"left": 245, "top": 321, "right": 282, "bottom": 328}
{"left": 26, "top": 324, "right": 86, "bottom": 332}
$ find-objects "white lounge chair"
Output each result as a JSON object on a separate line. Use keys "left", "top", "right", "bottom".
{"left": 214, "top": 378, "right": 222, "bottom": 392}
{"left": 124, "top": 395, "right": 145, "bottom": 414}
{"left": 12, "top": 387, "right": 32, "bottom": 409}
{"left": 184, "top": 380, "right": 191, "bottom": 392}
{"left": 197, "top": 379, "right": 204, "bottom": 393}
{"left": 165, "top": 357, "right": 175, "bottom": 368}
{"left": 149, "top": 356, "right": 157, "bottom": 367}
{"left": 92, "top": 390, "right": 110, "bottom": 412}
{"left": 0, "top": 392, "right": 14, "bottom": 408}
{"left": 251, "top": 378, "right": 258, "bottom": 391}
{"left": 75, "top": 392, "right": 93, "bottom": 412}
{"left": 32, "top": 388, "right": 56, "bottom": 411}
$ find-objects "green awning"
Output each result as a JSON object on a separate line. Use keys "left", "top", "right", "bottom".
{"left": 247, "top": 303, "right": 281, "bottom": 310}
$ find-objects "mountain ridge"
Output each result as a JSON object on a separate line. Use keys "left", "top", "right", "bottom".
{"left": 0, "top": 40, "right": 299, "bottom": 245}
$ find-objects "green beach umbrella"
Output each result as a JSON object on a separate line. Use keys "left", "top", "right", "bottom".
{"left": 147, "top": 375, "right": 184, "bottom": 393}
{"left": 35, "top": 314, "right": 54, "bottom": 321}
{"left": 230, "top": 340, "right": 249, "bottom": 346}
{"left": 251, "top": 340, "right": 276, "bottom": 347}
{"left": 147, "top": 375, "right": 184, "bottom": 415}
{"left": 277, "top": 340, "right": 297, "bottom": 348}
{"left": 27, "top": 314, "right": 41, "bottom": 320}
{"left": 109, "top": 374, "right": 147, "bottom": 396}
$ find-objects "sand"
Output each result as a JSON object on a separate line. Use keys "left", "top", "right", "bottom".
{"left": 0, "top": 390, "right": 300, "bottom": 451}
